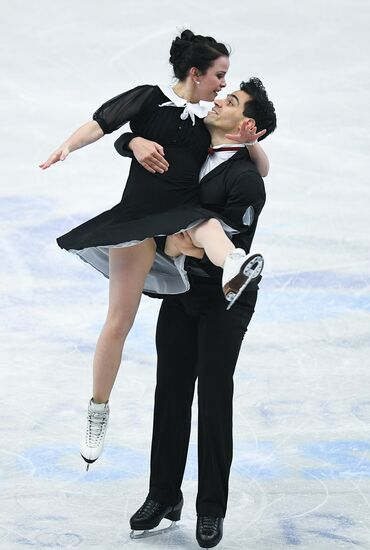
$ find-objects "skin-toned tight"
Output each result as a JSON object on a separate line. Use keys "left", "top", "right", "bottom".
{"left": 165, "top": 218, "right": 234, "bottom": 266}
{"left": 92, "top": 238, "right": 156, "bottom": 403}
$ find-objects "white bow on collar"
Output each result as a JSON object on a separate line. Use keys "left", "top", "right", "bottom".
{"left": 158, "top": 84, "right": 210, "bottom": 126}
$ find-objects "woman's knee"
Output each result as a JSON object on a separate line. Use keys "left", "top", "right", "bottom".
{"left": 104, "top": 312, "right": 135, "bottom": 340}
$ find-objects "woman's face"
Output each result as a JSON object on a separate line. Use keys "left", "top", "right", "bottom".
{"left": 196, "top": 56, "right": 229, "bottom": 101}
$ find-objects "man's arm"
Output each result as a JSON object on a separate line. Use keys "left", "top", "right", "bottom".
{"left": 221, "top": 170, "right": 266, "bottom": 228}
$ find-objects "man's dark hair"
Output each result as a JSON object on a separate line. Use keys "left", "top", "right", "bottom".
{"left": 240, "top": 78, "right": 277, "bottom": 141}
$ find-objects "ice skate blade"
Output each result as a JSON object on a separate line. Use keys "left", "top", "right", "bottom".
{"left": 80, "top": 453, "right": 98, "bottom": 470}
{"left": 226, "top": 272, "right": 255, "bottom": 310}
{"left": 225, "top": 255, "right": 264, "bottom": 310}
{"left": 130, "top": 521, "right": 179, "bottom": 539}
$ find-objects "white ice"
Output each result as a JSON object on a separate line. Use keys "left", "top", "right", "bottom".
{"left": 1, "top": 1, "right": 370, "bottom": 548}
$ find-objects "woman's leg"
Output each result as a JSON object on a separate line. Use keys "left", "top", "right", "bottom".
{"left": 164, "top": 235, "right": 181, "bottom": 257}
{"left": 187, "top": 219, "right": 234, "bottom": 267}
{"left": 187, "top": 219, "right": 263, "bottom": 308}
{"left": 92, "top": 238, "right": 156, "bottom": 403}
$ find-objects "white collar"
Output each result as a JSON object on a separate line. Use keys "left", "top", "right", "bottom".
{"left": 158, "top": 84, "right": 210, "bottom": 126}
{"left": 211, "top": 143, "right": 244, "bottom": 149}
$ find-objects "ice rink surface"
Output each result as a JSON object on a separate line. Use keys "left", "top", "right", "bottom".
{"left": 1, "top": 0, "right": 370, "bottom": 548}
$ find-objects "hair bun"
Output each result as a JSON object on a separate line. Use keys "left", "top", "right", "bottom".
{"left": 180, "top": 29, "right": 196, "bottom": 42}
{"left": 169, "top": 30, "right": 195, "bottom": 65}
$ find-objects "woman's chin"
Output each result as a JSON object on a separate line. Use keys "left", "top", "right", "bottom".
{"left": 203, "top": 91, "right": 218, "bottom": 102}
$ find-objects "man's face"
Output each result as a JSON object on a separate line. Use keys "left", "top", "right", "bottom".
{"left": 205, "top": 90, "right": 252, "bottom": 133}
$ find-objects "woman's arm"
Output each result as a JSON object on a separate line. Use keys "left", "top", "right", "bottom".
{"left": 40, "top": 85, "right": 155, "bottom": 170}
{"left": 39, "top": 121, "right": 103, "bottom": 169}
{"left": 246, "top": 142, "right": 269, "bottom": 178}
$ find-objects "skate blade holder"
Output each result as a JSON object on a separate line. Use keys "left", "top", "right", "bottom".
{"left": 130, "top": 521, "right": 179, "bottom": 539}
{"left": 226, "top": 254, "right": 264, "bottom": 310}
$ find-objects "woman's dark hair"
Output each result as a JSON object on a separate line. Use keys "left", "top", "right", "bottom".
{"left": 240, "top": 77, "right": 277, "bottom": 141}
{"left": 170, "top": 29, "right": 230, "bottom": 80}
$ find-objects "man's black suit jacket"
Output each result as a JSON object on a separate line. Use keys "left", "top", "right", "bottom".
{"left": 114, "top": 134, "right": 266, "bottom": 288}
{"left": 186, "top": 148, "right": 266, "bottom": 284}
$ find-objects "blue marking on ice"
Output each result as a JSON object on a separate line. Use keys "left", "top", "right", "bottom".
{"left": 18, "top": 445, "right": 148, "bottom": 482}
{"left": 0, "top": 196, "right": 54, "bottom": 220}
{"left": 280, "top": 514, "right": 362, "bottom": 546}
{"left": 254, "top": 289, "right": 370, "bottom": 323}
{"left": 300, "top": 440, "right": 370, "bottom": 479}
{"left": 232, "top": 441, "right": 286, "bottom": 479}
{"left": 280, "top": 518, "right": 301, "bottom": 545}
{"left": 305, "top": 513, "right": 361, "bottom": 546}
{"left": 183, "top": 444, "right": 197, "bottom": 480}
{"left": 262, "top": 271, "right": 370, "bottom": 290}
{"left": 15, "top": 440, "right": 370, "bottom": 482}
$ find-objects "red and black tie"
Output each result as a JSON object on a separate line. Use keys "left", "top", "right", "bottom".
{"left": 207, "top": 146, "right": 245, "bottom": 156}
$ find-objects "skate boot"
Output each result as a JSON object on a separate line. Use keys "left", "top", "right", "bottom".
{"left": 80, "top": 398, "right": 109, "bottom": 470}
{"left": 222, "top": 248, "right": 264, "bottom": 310}
{"left": 130, "top": 492, "right": 183, "bottom": 539}
{"left": 196, "top": 516, "right": 224, "bottom": 548}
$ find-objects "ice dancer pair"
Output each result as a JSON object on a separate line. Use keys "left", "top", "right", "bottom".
{"left": 41, "top": 29, "right": 277, "bottom": 547}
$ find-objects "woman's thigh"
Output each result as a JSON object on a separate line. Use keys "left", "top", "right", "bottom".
{"left": 107, "top": 239, "right": 156, "bottom": 325}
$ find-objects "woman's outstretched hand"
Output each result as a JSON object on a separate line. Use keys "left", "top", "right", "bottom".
{"left": 129, "top": 137, "right": 169, "bottom": 174}
{"left": 39, "top": 121, "right": 104, "bottom": 170}
{"left": 39, "top": 146, "right": 70, "bottom": 170}
{"left": 225, "top": 120, "right": 266, "bottom": 143}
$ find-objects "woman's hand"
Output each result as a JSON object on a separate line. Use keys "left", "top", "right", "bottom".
{"left": 39, "top": 145, "right": 70, "bottom": 170}
{"left": 39, "top": 121, "right": 103, "bottom": 170}
{"left": 129, "top": 137, "right": 169, "bottom": 174}
{"left": 225, "top": 120, "right": 266, "bottom": 143}
{"left": 168, "top": 232, "right": 205, "bottom": 259}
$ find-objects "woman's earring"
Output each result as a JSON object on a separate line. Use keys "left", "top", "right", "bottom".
{"left": 194, "top": 80, "right": 200, "bottom": 85}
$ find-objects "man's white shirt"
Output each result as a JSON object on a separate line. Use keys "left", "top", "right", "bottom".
{"left": 199, "top": 145, "right": 244, "bottom": 181}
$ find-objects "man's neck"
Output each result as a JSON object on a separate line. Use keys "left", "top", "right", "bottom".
{"left": 209, "top": 128, "right": 238, "bottom": 146}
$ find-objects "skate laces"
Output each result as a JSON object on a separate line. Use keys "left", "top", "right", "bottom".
{"left": 139, "top": 499, "right": 161, "bottom": 517}
{"left": 200, "top": 516, "right": 219, "bottom": 531}
{"left": 86, "top": 408, "right": 108, "bottom": 446}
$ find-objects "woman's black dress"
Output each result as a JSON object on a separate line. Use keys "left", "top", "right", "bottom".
{"left": 57, "top": 85, "right": 229, "bottom": 294}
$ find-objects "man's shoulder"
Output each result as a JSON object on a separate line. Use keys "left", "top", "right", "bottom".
{"left": 226, "top": 155, "right": 264, "bottom": 186}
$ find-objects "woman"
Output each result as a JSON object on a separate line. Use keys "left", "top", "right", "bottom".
{"left": 40, "top": 30, "right": 268, "bottom": 468}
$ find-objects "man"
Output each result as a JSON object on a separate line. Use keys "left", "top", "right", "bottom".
{"left": 117, "top": 77, "right": 276, "bottom": 548}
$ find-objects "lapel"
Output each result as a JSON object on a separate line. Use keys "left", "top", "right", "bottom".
{"left": 199, "top": 148, "right": 250, "bottom": 185}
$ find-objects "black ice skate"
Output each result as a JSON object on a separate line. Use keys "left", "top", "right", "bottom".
{"left": 130, "top": 493, "right": 183, "bottom": 539}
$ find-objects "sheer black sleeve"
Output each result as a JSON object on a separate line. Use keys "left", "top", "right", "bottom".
{"left": 93, "top": 85, "right": 155, "bottom": 134}
{"left": 114, "top": 132, "right": 136, "bottom": 158}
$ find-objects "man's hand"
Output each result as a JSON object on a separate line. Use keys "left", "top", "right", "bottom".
{"left": 225, "top": 120, "right": 266, "bottom": 144}
{"left": 129, "top": 137, "right": 169, "bottom": 174}
{"left": 167, "top": 232, "right": 205, "bottom": 259}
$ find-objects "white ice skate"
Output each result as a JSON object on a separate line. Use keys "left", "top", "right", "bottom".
{"left": 80, "top": 399, "right": 110, "bottom": 470}
{"left": 222, "top": 248, "right": 264, "bottom": 310}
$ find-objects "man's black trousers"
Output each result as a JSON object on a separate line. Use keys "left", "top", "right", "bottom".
{"left": 148, "top": 276, "right": 258, "bottom": 517}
